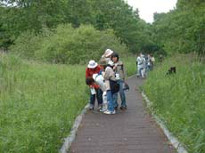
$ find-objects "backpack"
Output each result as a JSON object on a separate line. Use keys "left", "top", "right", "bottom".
{"left": 109, "top": 79, "right": 120, "bottom": 94}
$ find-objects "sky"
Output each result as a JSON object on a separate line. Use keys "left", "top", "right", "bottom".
{"left": 126, "top": 0, "right": 177, "bottom": 23}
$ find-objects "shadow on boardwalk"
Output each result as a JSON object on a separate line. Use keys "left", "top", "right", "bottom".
{"left": 70, "top": 75, "right": 175, "bottom": 153}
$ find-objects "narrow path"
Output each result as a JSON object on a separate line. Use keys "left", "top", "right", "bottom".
{"left": 70, "top": 75, "right": 175, "bottom": 153}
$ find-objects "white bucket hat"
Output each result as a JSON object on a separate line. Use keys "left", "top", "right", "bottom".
{"left": 103, "top": 49, "right": 113, "bottom": 58}
{"left": 87, "top": 60, "right": 98, "bottom": 69}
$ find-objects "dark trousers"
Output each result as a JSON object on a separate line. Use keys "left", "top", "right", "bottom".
{"left": 90, "top": 88, "right": 103, "bottom": 105}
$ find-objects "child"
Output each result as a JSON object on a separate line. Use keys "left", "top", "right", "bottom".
{"left": 92, "top": 73, "right": 107, "bottom": 112}
{"left": 103, "top": 60, "right": 116, "bottom": 115}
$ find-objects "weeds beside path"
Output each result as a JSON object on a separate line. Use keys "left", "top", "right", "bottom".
{"left": 143, "top": 55, "right": 205, "bottom": 152}
{"left": 0, "top": 55, "right": 88, "bottom": 153}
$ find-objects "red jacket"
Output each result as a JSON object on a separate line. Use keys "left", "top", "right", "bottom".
{"left": 86, "top": 65, "right": 101, "bottom": 89}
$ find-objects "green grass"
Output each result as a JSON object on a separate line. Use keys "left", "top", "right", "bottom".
{"left": 122, "top": 56, "right": 137, "bottom": 77}
{"left": 0, "top": 53, "right": 137, "bottom": 153}
{"left": 143, "top": 54, "right": 205, "bottom": 153}
{"left": 0, "top": 54, "right": 88, "bottom": 153}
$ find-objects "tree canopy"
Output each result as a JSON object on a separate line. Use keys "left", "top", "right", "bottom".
{"left": 0, "top": 0, "right": 204, "bottom": 56}
{"left": 152, "top": 0, "right": 205, "bottom": 55}
{"left": 0, "top": 0, "right": 150, "bottom": 53}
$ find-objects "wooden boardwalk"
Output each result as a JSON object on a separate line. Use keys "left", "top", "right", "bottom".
{"left": 70, "top": 75, "right": 175, "bottom": 153}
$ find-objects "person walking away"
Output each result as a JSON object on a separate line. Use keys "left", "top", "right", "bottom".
{"left": 144, "top": 54, "right": 149, "bottom": 75}
{"left": 136, "top": 53, "right": 145, "bottom": 78}
{"left": 150, "top": 54, "right": 155, "bottom": 70}
{"left": 86, "top": 60, "right": 103, "bottom": 110}
{"left": 103, "top": 61, "right": 116, "bottom": 115}
{"left": 147, "top": 54, "right": 152, "bottom": 71}
{"left": 140, "top": 54, "right": 146, "bottom": 78}
{"left": 136, "top": 53, "right": 143, "bottom": 77}
{"left": 111, "top": 52, "right": 127, "bottom": 110}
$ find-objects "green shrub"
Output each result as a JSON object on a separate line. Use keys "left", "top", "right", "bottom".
{"left": 11, "top": 24, "right": 128, "bottom": 64}
{"left": 0, "top": 54, "right": 88, "bottom": 153}
{"left": 143, "top": 54, "right": 205, "bottom": 152}
{"left": 10, "top": 28, "right": 53, "bottom": 59}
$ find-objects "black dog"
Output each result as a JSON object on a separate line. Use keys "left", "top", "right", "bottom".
{"left": 166, "top": 67, "right": 176, "bottom": 75}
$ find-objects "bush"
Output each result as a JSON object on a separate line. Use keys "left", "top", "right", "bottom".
{"left": 10, "top": 28, "right": 53, "bottom": 58}
{"left": 11, "top": 24, "right": 128, "bottom": 64}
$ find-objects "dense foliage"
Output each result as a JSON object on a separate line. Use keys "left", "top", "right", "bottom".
{"left": 10, "top": 24, "right": 128, "bottom": 64}
{"left": 143, "top": 54, "right": 205, "bottom": 152}
{"left": 1, "top": 0, "right": 204, "bottom": 55}
{"left": 152, "top": 0, "right": 205, "bottom": 55}
{"left": 0, "top": 0, "right": 151, "bottom": 53}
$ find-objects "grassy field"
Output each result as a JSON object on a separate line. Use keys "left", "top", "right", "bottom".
{"left": 143, "top": 54, "right": 205, "bottom": 153}
{"left": 0, "top": 54, "right": 88, "bottom": 153}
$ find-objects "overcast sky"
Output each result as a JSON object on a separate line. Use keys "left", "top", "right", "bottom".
{"left": 126, "top": 0, "right": 177, "bottom": 23}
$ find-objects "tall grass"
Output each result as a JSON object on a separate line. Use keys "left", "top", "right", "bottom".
{"left": 143, "top": 54, "right": 205, "bottom": 152}
{"left": 0, "top": 54, "right": 88, "bottom": 153}
{"left": 122, "top": 56, "right": 137, "bottom": 77}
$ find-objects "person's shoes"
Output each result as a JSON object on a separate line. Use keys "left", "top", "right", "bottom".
{"left": 120, "top": 106, "right": 127, "bottom": 110}
{"left": 114, "top": 106, "right": 118, "bottom": 110}
{"left": 104, "top": 110, "right": 116, "bottom": 115}
{"left": 100, "top": 107, "right": 107, "bottom": 112}
{"left": 112, "top": 110, "right": 116, "bottom": 114}
{"left": 89, "top": 104, "right": 94, "bottom": 110}
{"left": 103, "top": 110, "right": 112, "bottom": 114}
{"left": 97, "top": 104, "right": 103, "bottom": 111}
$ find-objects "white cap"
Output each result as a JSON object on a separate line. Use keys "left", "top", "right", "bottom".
{"left": 87, "top": 60, "right": 98, "bottom": 69}
{"left": 103, "top": 49, "right": 113, "bottom": 58}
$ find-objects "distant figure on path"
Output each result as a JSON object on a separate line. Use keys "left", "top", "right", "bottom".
{"left": 147, "top": 54, "right": 155, "bottom": 71}
{"left": 136, "top": 53, "right": 146, "bottom": 78}
{"left": 136, "top": 53, "right": 142, "bottom": 77}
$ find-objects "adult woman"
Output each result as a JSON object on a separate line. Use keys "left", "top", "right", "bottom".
{"left": 111, "top": 52, "right": 127, "bottom": 110}
{"left": 85, "top": 60, "right": 103, "bottom": 110}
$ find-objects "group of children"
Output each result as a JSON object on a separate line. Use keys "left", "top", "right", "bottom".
{"left": 136, "top": 53, "right": 155, "bottom": 78}
{"left": 85, "top": 49, "right": 127, "bottom": 115}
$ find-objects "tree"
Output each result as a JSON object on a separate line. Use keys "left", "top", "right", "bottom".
{"left": 152, "top": 1, "right": 205, "bottom": 55}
